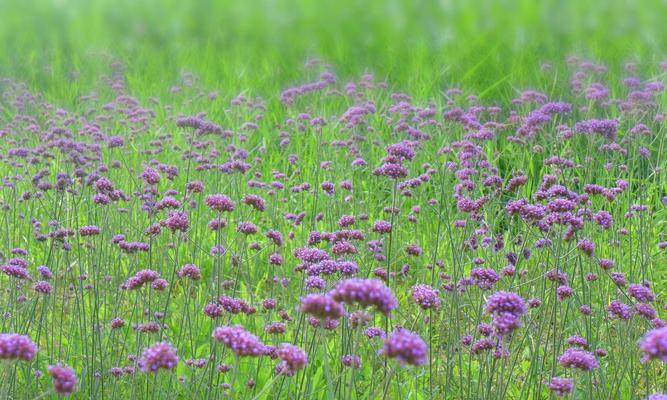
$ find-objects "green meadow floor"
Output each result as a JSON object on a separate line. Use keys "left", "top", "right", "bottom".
{"left": 1, "top": 0, "right": 666, "bottom": 102}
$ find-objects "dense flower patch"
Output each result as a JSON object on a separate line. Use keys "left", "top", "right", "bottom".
{"left": 0, "top": 57, "right": 665, "bottom": 398}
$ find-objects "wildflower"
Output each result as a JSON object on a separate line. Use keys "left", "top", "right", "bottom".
{"left": 372, "top": 220, "right": 392, "bottom": 233}
{"left": 177, "top": 264, "right": 201, "bottom": 280}
{"left": 139, "top": 342, "right": 179, "bottom": 373}
{"left": 275, "top": 344, "right": 308, "bottom": 376}
{"left": 341, "top": 354, "right": 361, "bottom": 368}
{"left": 48, "top": 364, "right": 77, "bottom": 395}
{"left": 330, "top": 279, "right": 398, "bottom": 315}
{"left": 548, "top": 377, "right": 574, "bottom": 396}
{"left": 164, "top": 211, "right": 189, "bottom": 233}
{"left": 577, "top": 238, "right": 595, "bottom": 256}
{"left": 471, "top": 268, "right": 500, "bottom": 290}
{"left": 212, "top": 325, "right": 265, "bottom": 357}
{"left": 640, "top": 327, "right": 667, "bottom": 363}
{"left": 629, "top": 283, "right": 655, "bottom": 303}
{"left": 0, "top": 334, "right": 38, "bottom": 361}
{"left": 557, "top": 348, "right": 599, "bottom": 371}
{"left": 34, "top": 281, "right": 53, "bottom": 294}
{"left": 608, "top": 300, "right": 633, "bottom": 320}
{"left": 205, "top": 194, "right": 235, "bottom": 212}
{"left": 381, "top": 328, "right": 428, "bottom": 366}
{"left": 485, "top": 291, "right": 526, "bottom": 316}
{"left": 300, "top": 294, "right": 345, "bottom": 319}
{"left": 411, "top": 284, "right": 440, "bottom": 309}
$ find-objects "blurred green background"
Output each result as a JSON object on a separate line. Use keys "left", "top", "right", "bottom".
{"left": 1, "top": 0, "right": 665, "bottom": 100}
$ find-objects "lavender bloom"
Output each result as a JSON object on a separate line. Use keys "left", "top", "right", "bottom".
{"left": 636, "top": 303, "right": 658, "bottom": 320}
{"left": 205, "top": 194, "right": 235, "bottom": 212}
{"left": 341, "top": 354, "right": 361, "bottom": 369}
{"left": 471, "top": 338, "right": 496, "bottom": 354}
{"left": 492, "top": 312, "right": 522, "bottom": 335}
{"left": 275, "top": 343, "right": 308, "bottom": 376}
{"left": 608, "top": 300, "right": 634, "bottom": 320}
{"left": 629, "top": 283, "right": 655, "bottom": 303}
{"left": 548, "top": 377, "right": 574, "bottom": 396}
{"left": 177, "top": 264, "right": 201, "bottom": 280}
{"left": 556, "top": 285, "right": 573, "bottom": 301}
{"left": 411, "top": 284, "right": 441, "bottom": 309}
{"left": 330, "top": 279, "right": 398, "bottom": 315}
{"left": 0, "top": 334, "right": 38, "bottom": 361}
{"left": 373, "top": 163, "right": 408, "bottom": 179}
{"left": 640, "top": 327, "right": 667, "bottom": 363}
{"left": 1, "top": 264, "right": 31, "bottom": 280}
{"left": 213, "top": 325, "right": 265, "bottom": 357}
{"left": 139, "top": 342, "right": 179, "bottom": 372}
{"left": 372, "top": 220, "right": 392, "bottom": 233}
{"left": 124, "top": 269, "right": 160, "bottom": 290}
{"left": 48, "top": 364, "right": 77, "bottom": 395}
{"left": 164, "top": 210, "right": 189, "bottom": 233}
{"left": 34, "top": 280, "right": 53, "bottom": 294}
{"left": 364, "top": 327, "right": 386, "bottom": 338}
{"left": 471, "top": 268, "right": 500, "bottom": 290}
{"left": 484, "top": 291, "right": 526, "bottom": 316}
{"left": 577, "top": 238, "right": 595, "bottom": 256}
{"left": 381, "top": 328, "right": 428, "bottom": 366}
{"left": 387, "top": 141, "right": 415, "bottom": 161}
{"left": 217, "top": 295, "right": 253, "bottom": 314}
{"left": 300, "top": 294, "right": 345, "bottom": 319}
{"left": 78, "top": 225, "right": 101, "bottom": 236}
{"left": 243, "top": 194, "right": 266, "bottom": 211}
{"left": 37, "top": 265, "right": 53, "bottom": 280}
{"left": 237, "top": 221, "right": 258, "bottom": 235}
{"left": 484, "top": 291, "right": 526, "bottom": 335}
{"left": 567, "top": 335, "right": 588, "bottom": 348}
{"left": 557, "top": 348, "right": 599, "bottom": 371}
{"left": 140, "top": 167, "right": 161, "bottom": 185}
{"left": 574, "top": 118, "right": 618, "bottom": 140}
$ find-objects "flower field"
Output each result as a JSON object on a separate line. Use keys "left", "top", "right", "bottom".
{"left": 0, "top": 0, "right": 666, "bottom": 398}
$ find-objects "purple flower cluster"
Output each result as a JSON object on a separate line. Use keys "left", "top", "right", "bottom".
{"left": 640, "top": 327, "right": 667, "bottom": 363}
{"left": 381, "top": 328, "right": 428, "bottom": 366}
{"left": 48, "top": 364, "right": 77, "bottom": 395}
{"left": 275, "top": 343, "right": 308, "bottom": 376}
{"left": 213, "top": 325, "right": 266, "bottom": 357}
{"left": 0, "top": 333, "right": 38, "bottom": 361}
{"left": 410, "top": 284, "right": 440, "bottom": 309}
{"left": 177, "top": 264, "right": 201, "bottom": 280}
{"left": 139, "top": 342, "right": 179, "bottom": 372}
{"left": 300, "top": 294, "right": 345, "bottom": 319}
{"left": 548, "top": 377, "right": 574, "bottom": 396}
{"left": 557, "top": 348, "right": 599, "bottom": 371}
{"left": 484, "top": 291, "right": 526, "bottom": 336}
{"left": 330, "top": 279, "right": 398, "bottom": 315}
{"left": 205, "top": 194, "right": 235, "bottom": 212}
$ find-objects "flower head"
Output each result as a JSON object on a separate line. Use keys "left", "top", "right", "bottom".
{"left": 381, "top": 328, "right": 428, "bottom": 366}
{"left": 139, "top": 342, "right": 179, "bottom": 373}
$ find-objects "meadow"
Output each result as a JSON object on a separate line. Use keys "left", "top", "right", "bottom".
{"left": 0, "top": 0, "right": 666, "bottom": 398}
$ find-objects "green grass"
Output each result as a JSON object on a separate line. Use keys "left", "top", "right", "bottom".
{"left": 2, "top": 0, "right": 667, "bottom": 100}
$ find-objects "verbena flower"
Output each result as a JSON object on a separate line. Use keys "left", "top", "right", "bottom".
{"left": 330, "top": 278, "right": 398, "bottom": 315}
{"left": 0, "top": 334, "right": 38, "bottom": 361}
{"left": 640, "top": 327, "right": 667, "bottom": 363}
{"left": 300, "top": 294, "right": 345, "bottom": 319}
{"left": 557, "top": 348, "right": 599, "bottom": 371}
{"left": 139, "top": 342, "right": 179, "bottom": 373}
{"left": 381, "top": 328, "right": 428, "bottom": 366}
{"left": 48, "top": 364, "right": 77, "bottom": 395}
{"left": 275, "top": 343, "right": 308, "bottom": 376}
{"left": 212, "top": 325, "right": 265, "bottom": 357}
